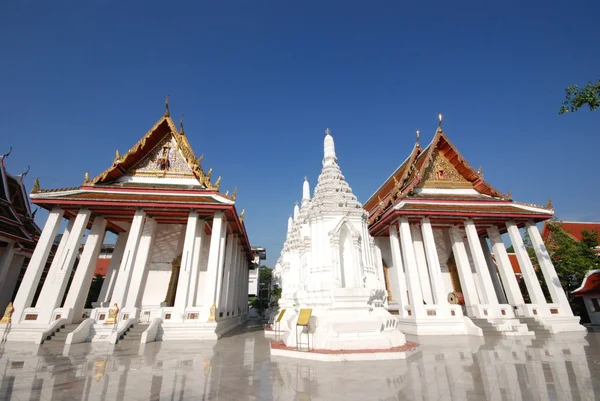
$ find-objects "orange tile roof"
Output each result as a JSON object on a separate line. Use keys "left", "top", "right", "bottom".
{"left": 542, "top": 221, "right": 600, "bottom": 242}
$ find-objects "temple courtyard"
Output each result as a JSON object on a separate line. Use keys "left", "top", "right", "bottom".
{"left": 0, "top": 319, "right": 598, "bottom": 401}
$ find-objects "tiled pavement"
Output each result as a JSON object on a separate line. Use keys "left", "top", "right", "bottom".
{"left": 0, "top": 320, "right": 599, "bottom": 400}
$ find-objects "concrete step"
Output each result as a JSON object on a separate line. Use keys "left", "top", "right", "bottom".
{"left": 45, "top": 324, "right": 80, "bottom": 343}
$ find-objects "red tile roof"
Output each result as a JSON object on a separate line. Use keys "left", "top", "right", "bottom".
{"left": 572, "top": 270, "right": 600, "bottom": 297}
{"left": 542, "top": 221, "right": 600, "bottom": 242}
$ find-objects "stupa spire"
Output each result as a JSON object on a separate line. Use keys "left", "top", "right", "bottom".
{"left": 323, "top": 128, "right": 337, "bottom": 166}
{"left": 287, "top": 215, "right": 293, "bottom": 233}
{"left": 293, "top": 202, "right": 300, "bottom": 221}
{"left": 302, "top": 176, "right": 311, "bottom": 202}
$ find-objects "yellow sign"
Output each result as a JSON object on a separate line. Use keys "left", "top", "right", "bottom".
{"left": 276, "top": 309, "right": 286, "bottom": 323}
{"left": 297, "top": 309, "right": 312, "bottom": 327}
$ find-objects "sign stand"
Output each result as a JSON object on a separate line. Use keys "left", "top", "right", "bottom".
{"left": 274, "top": 309, "right": 286, "bottom": 341}
{"left": 296, "top": 308, "right": 312, "bottom": 352}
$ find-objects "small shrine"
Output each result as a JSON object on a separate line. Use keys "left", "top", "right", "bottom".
{"left": 364, "top": 115, "right": 585, "bottom": 335}
{"left": 271, "top": 129, "right": 408, "bottom": 359}
{"left": 3, "top": 102, "right": 254, "bottom": 344}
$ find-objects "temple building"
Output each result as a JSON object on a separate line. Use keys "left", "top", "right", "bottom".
{"left": 0, "top": 150, "right": 41, "bottom": 313}
{"left": 3, "top": 105, "right": 253, "bottom": 343}
{"left": 272, "top": 129, "right": 406, "bottom": 355}
{"left": 364, "top": 116, "right": 585, "bottom": 335}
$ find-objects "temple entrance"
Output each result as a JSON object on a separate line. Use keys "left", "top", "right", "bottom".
{"left": 164, "top": 255, "right": 182, "bottom": 307}
{"left": 446, "top": 252, "right": 463, "bottom": 293}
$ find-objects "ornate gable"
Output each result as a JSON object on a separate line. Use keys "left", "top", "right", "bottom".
{"left": 88, "top": 113, "right": 215, "bottom": 189}
{"left": 420, "top": 148, "right": 473, "bottom": 190}
{"left": 126, "top": 135, "right": 195, "bottom": 179}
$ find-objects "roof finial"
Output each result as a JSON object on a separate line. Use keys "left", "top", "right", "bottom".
{"left": 84, "top": 172, "right": 90, "bottom": 184}
{"left": 21, "top": 165, "right": 30, "bottom": 177}
{"left": 1, "top": 146, "right": 12, "bottom": 159}
{"left": 232, "top": 186, "right": 238, "bottom": 200}
{"left": 197, "top": 154, "right": 204, "bottom": 164}
{"left": 506, "top": 188, "right": 511, "bottom": 199}
{"left": 179, "top": 114, "right": 185, "bottom": 134}
{"left": 477, "top": 165, "right": 483, "bottom": 178}
{"left": 546, "top": 197, "right": 554, "bottom": 209}
{"left": 214, "top": 176, "right": 221, "bottom": 190}
{"left": 225, "top": 190, "right": 229, "bottom": 196}
{"left": 114, "top": 149, "right": 120, "bottom": 163}
{"left": 325, "top": 128, "right": 331, "bottom": 136}
{"left": 32, "top": 177, "right": 40, "bottom": 193}
{"left": 206, "top": 167, "right": 212, "bottom": 180}
{"left": 164, "top": 94, "right": 170, "bottom": 117}
{"left": 416, "top": 130, "right": 420, "bottom": 145}
{"left": 438, "top": 113, "right": 443, "bottom": 128}
{"left": 240, "top": 209, "right": 245, "bottom": 222}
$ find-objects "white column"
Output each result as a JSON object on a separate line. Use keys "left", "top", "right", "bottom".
{"left": 97, "top": 229, "right": 130, "bottom": 306}
{"left": 398, "top": 217, "right": 425, "bottom": 318}
{"left": 110, "top": 209, "right": 146, "bottom": 308}
{"left": 0, "top": 254, "right": 25, "bottom": 312}
{"left": 388, "top": 225, "right": 408, "bottom": 314}
{"left": 125, "top": 217, "right": 157, "bottom": 308}
{"left": 411, "top": 224, "right": 434, "bottom": 305}
{"left": 174, "top": 211, "right": 199, "bottom": 310}
{"left": 487, "top": 226, "right": 525, "bottom": 306}
{"left": 420, "top": 218, "right": 448, "bottom": 306}
{"left": 464, "top": 219, "right": 499, "bottom": 305}
{"left": 219, "top": 234, "right": 234, "bottom": 315}
{"left": 526, "top": 221, "right": 573, "bottom": 315}
{"left": 480, "top": 236, "right": 508, "bottom": 304}
{"left": 232, "top": 246, "right": 243, "bottom": 315}
{"left": 203, "top": 211, "right": 224, "bottom": 319}
{"left": 449, "top": 226, "right": 480, "bottom": 313}
{"left": 187, "top": 220, "right": 205, "bottom": 307}
{"left": 506, "top": 221, "right": 547, "bottom": 305}
{"left": 63, "top": 217, "right": 107, "bottom": 321}
{"left": 226, "top": 236, "right": 239, "bottom": 315}
{"left": 13, "top": 207, "right": 64, "bottom": 320}
{"left": 214, "top": 223, "right": 228, "bottom": 318}
{"left": 38, "top": 208, "right": 92, "bottom": 322}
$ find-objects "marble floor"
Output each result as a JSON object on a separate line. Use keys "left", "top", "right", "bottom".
{"left": 0, "top": 320, "right": 599, "bottom": 401}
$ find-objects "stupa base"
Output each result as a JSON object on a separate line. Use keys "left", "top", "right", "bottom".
{"left": 270, "top": 340, "right": 419, "bottom": 362}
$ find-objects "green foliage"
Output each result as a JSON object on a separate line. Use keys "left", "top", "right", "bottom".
{"left": 544, "top": 222, "right": 599, "bottom": 291}
{"left": 270, "top": 285, "right": 282, "bottom": 308}
{"left": 559, "top": 80, "right": 600, "bottom": 114}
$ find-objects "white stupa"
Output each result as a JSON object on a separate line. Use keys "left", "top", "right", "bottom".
{"left": 273, "top": 129, "right": 406, "bottom": 352}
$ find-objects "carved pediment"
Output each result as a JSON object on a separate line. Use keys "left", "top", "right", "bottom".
{"left": 126, "top": 135, "right": 195, "bottom": 179}
{"left": 420, "top": 149, "right": 473, "bottom": 189}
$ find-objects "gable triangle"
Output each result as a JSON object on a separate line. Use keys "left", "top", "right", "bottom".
{"left": 419, "top": 147, "right": 474, "bottom": 190}
{"left": 126, "top": 133, "right": 196, "bottom": 180}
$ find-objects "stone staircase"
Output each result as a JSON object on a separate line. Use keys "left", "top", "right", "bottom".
{"left": 517, "top": 317, "right": 552, "bottom": 335}
{"left": 116, "top": 323, "right": 149, "bottom": 344}
{"left": 44, "top": 324, "right": 80, "bottom": 343}
{"left": 471, "top": 318, "right": 533, "bottom": 336}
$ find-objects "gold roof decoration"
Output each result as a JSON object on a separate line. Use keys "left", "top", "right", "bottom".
{"left": 164, "top": 94, "right": 170, "bottom": 117}
{"left": 546, "top": 197, "right": 554, "bottom": 210}
{"left": 88, "top": 104, "right": 218, "bottom": 189}
{"left": 32, "top": 177, "right": 40, "bottom": 194}
{"left": 214, "top": 176, "right": 221, "bottom": 190}
{"left": 83, "top": 172, "right": 90, "bottom": 185}
{"left": 240, "top": 208, "right": 245, "bottom": 222}
{"left": 232, "top": 186, "right": 237, "bottom": 201}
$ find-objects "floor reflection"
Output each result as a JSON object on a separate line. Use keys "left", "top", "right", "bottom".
{"left": 0, "top": 322, "right": 598, "bottom": 401}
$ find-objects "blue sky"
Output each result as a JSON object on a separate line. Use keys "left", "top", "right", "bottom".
{"left": 1, "top": 1, "right": 599, "bottom": 267}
